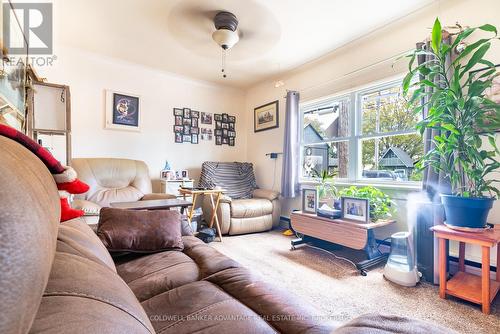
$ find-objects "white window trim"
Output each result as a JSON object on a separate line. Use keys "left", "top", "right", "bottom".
{"left": 299, "top": 76, "right": 423, "bottom": 188}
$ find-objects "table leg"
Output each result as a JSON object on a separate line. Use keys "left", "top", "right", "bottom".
{"left": 496, "top": 244, "right": 500, "bottom": 282}
{"left": 208, "top": 193, "right": 223, "bottom": 242}
{"left": 438, "top": 237, "right": 447, "bottom": 299}
{"left": 458, "top": 242, "right": 466, "bottom": 272}
{"left": 481, "top": 246, "right": 491, "bottom": 314}
{"left": 187, "top": 193, "right": 198, "bottom": 223}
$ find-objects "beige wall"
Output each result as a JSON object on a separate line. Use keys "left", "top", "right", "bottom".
{"left": 36, "top": 47, "right": 247, "bottom": 191}
{"left": 243, "top": 0, "right": 500, "bottom": 264}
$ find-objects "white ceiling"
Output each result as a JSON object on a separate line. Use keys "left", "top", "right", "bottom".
{"left": 54, "top": 0, "right": 436, "bottom": 88}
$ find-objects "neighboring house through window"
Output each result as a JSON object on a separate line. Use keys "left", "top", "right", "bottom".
{"left": 300, "top": 78, "right": 423, "bottom": 184}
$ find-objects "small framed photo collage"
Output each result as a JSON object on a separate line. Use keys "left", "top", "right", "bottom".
{"left": 214, "top": 113, "right": 236, "bottom": 146}
{"left": 173, "top": 108, "right": 199, "bottom": 144}
{"left": 173, "top": 108, "right": 236, "bottom": 146}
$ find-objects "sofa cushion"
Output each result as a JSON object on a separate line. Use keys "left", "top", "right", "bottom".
{"left": 142, "top": 281, "right": 276, "bottom": 334}
{"left": 31, "top": 252, "right": 154, "bottom": 334}
{"left": 97, "top": 208, "right": 184, "bottom": 253}
{"left": 57, "top": 217, "right": 116, "bottom": 272}
{"left": 205, "top": 267, "right": 338, "bottom": 334}
{"left": 231, "top": 198, "right": 273, "bottom": 218}
{"left": 116, "top": 250, "right": 201, "bottom": 302}
{"left": 72, "top": 158, "right": 152, "bottom": 207}
{"left": 116, "top": 236, "right": 239, "bottom": 302}
{"left": 229, "top": 215, "right": 273, "bottom": 235}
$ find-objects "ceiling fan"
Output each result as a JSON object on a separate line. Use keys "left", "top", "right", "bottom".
{"left": 211, "top": 11, "right": 240, "bottom": 78}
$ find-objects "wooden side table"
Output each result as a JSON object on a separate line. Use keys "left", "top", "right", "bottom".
{"left": 431, "top": 224, "right": 500, "bottom": 314}
{"left": 178, "top": 188, "right": 225, "bottom": 242}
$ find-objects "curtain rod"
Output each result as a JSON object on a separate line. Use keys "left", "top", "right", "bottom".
{"left": 281, "top": 25, "right": 462, "bottom": 99}
{"left": 283, "top": 49, "right": 412, "bottom": 98}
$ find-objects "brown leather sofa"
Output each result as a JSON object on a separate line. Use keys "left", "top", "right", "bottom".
{"left": 0, "top": 136, "right": 336, "bottom": 333}
{"left": 0, "top": 136, "right": 453, "bottom": 334}
{"left": 71, "top": 158, "right": 176, "bottom": 225}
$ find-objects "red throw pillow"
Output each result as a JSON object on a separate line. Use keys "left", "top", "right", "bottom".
{"left": 97, "top": 208, "right": 184, "bottom": 253}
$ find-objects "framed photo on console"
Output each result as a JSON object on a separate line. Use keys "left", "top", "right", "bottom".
{"left": 301, "top": 188, "right": 318, "bottom": 214}
{"left": 341, "top": 197, "right": 369, "bottom": 223}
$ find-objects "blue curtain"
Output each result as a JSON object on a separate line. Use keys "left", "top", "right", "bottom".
{"left": 281, "top": 91, "right": 300, "bottom": 198}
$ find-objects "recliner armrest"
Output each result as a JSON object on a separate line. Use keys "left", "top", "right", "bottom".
{"left": 141, "top": 193, "right": 177, "bottom": 201}
{"left": 219, "top": 194, "right": 232, "bottom": 204}
{"left": 72, "top": 199, "right": 102, "bottom": 216}
{"left": 252, "top": 189, "right": 280, "bottom": 201}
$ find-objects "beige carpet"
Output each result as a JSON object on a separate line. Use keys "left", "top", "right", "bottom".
{"left": 210, "top": 229, "right": 500, "bottom": 334}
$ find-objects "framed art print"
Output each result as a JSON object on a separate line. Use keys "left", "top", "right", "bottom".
{"left": 301, "top": 188, "right": 318, "bottom": 214}
{"left": 254, "top": 100, "right": 279, "bottom": 132}
{"left": 341, "top": 197, "right": 369, "bottom": 223}
{"left": 105, "top": 90, "right": 141, "bottom": 131}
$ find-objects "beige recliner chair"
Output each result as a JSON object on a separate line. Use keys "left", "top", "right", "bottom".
{"left": 71, "top": 158, "right": 175, "bottom": 225}
{"left": 199, "top": 161, "right": 281, "bottom": 235}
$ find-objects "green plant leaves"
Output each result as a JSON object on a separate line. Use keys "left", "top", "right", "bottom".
{"left": 431, "top": 18, "right": 442, "bottom": 54}
{"left": 338, "top": 186, "right": 394, "bottom": 221}
{"left": 402, "top": 18, "right": 500, "bottom": 198}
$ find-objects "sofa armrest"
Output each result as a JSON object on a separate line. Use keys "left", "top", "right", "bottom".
{"left": 72, "top": 199, "right": 102, "bottom": 216}
{"left": 253, "top": 189, "right": 280, "bottom": 201}
{"left": 141, "top": 193, "right": 177, "bottom": 201}
{"left": 219, "top": 194, "right": 232, "bottom": 204}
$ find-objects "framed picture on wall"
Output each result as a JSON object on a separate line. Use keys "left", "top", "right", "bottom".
{"left": 175, "top": 132, "right": 183, "bottom": 143}
{"left": 254, "top": 100, "right": 279, "bottom": 132}
{"left": 105, "top": 90, "right": 141, "bottom": 131}
{"left": 201, "top": 112, "right": 213, "bottom": 124}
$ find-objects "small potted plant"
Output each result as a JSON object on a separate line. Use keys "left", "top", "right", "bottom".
{"left": 403, "top": 18, "right": 500, "bottom": 229}
{"left": 314, "top": 169, "right": 338, "bottom": 208}
{"left": 339, "top": 185, "right": 394, "bottom": 222}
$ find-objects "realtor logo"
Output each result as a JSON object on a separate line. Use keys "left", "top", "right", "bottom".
{"left": 2, "top": 2, "right": 53, "bottom": 55}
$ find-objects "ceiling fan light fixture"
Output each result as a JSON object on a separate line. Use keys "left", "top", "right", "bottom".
{"left": 212, "top": 28, "right": 239, "bottom": 50}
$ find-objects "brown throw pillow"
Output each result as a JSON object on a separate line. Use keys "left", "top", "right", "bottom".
{"left": 97, "top": 208, "right": 184, "bottom": 253}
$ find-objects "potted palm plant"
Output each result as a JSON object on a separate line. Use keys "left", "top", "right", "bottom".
{"left": 403, "top": 18, "right": 500, "bottom": 229}
{"left": 314, "top": 169, "right": 338, "bottom": 208}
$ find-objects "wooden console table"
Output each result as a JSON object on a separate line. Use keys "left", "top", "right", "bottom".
{"left": 431, "top": 224, "right": 500, "bottom": 314}
{"left": 290, "top": 211, "right": 395, "bottom": 275}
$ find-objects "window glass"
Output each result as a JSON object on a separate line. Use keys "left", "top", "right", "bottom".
{"left": 302, "top": 141, "right": 349, "bottom": 179}
{"left": 303, "top": 99, "right": 350, "bottom": 141}
{"left": 299, "top": 79, "right": 423, "bottom": 184}
{"left": 361, "top": 86, "right": 419, "bottom": 135}
{"left": 361, "top": 133, "right": 424, "bottom": 182}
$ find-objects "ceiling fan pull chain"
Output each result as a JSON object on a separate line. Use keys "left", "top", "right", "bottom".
{"left": 221, "top": 48, "right": 227, "bottom": 78}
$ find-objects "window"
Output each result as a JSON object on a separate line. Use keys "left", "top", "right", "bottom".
{"left": 302, "top": 97, "right": 351, "bottom": 179}
{"left": 300, "top": 79, "right": 423, "bottom": 184}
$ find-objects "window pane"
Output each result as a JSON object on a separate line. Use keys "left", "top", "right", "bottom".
{"left": 361, "top": 85, "right": 419, "bottom": 135}
{"left": 361, "top": 133, "right": 423, "bottom": 182}
{"left": 303, "top": 98, "right": 350, "bottom": 142}
{"left": 302, "top": 141, "right": 349, "bottom": 179}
